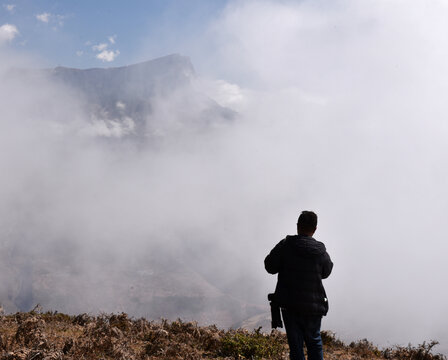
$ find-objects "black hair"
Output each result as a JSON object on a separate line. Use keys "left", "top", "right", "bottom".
{"left": 297, "top": 211, "right": 317, "bottom": 233}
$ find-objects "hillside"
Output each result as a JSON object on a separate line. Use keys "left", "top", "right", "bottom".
{"left": 0, "top": 311, "right": 445, "bottom": 360}
{"left": 6, "top": 54, "right": 235, "bottom": 140}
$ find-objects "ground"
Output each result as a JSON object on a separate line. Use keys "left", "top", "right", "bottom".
{"left": 0, "top": 311, "right": 445, "bottom": 359}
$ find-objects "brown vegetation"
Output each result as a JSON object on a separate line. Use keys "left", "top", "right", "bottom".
{"left": 0, "top": 310, "right": 445, "bottom": 359}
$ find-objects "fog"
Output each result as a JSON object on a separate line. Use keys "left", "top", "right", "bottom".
{"left": 2, "top": 0, "right": 448, "bottom": 353}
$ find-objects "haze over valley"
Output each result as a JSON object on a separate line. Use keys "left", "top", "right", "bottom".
{"left": 0, "top": 54, "right": 259, "bottom": 328}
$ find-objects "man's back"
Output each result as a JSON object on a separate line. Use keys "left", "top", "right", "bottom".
{"left": 265, "top": 235, "right": 333, "bottom": 315}
{"left": 264, "top": 211, "right": 333, "bottom": 360}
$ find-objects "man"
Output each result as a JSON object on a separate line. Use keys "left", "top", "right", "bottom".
{"left": 265, "top": 211, "right": 333, "bottom": 360}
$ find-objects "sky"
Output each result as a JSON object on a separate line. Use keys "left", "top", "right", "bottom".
{"left": 2, "top": 0, "right": 448, "bottom": 355}
{"left": 0, "top": 0, "right": 227, "bottom": 68}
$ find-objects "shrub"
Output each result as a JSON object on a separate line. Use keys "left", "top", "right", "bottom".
{"left": 219, "top": 327, "right": 286, "bottom": 359}
{"left": 383, "top": 340, "right": 447, "bottom": 360}
{"left": 349, "top": 338, "right": 382, "bottom": 358}
{"left": 321, "top": 330, "right": 345, "bottom": 348}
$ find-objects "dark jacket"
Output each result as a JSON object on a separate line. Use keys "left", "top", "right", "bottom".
{"left": 264, "top": 235, "right": 333, "bottom": 316}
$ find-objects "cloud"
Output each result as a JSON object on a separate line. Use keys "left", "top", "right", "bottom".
{"left": 92, "top": 38, "right": 120, "bottom": 62}
{"left": 35, "top": 13, "right": 65, "bottom": 27}
{"left": 199, "top": 0, "right": 448, "bottom": 351}
{"left": 81, "top": 117, "right": 135, "bottom": 137}
{"left": 55, "top": 14, "right": 65, "bottom": 26}
{"left": 96, "top": 49, "right": 120, "bottom": 62}
{"left": 36, "top": 12, "right": 51, "bottom": 23}
{"left": 0, "top": 23, "right": 19, "bottom": 43}
{"left": 76, "top": 50, "right": 83, "bottom": 57}
{"left": 199, "top": 79, "right": 246, "bottom": 110}
{"left": 3, "top": 4, "right": 15, "bottom": 13}
{"left": 92, "top": 43, "right": 108, "bottom": 52}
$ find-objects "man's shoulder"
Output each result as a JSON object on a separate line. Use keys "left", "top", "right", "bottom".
{"left": 284, "top": 234, "right": 298, "bottom": 242}
{"left": 274, "top": 236, "right": 329, "bottom": 256}
{"left": 279, "top": 235, "right": 298, "bottom": 247}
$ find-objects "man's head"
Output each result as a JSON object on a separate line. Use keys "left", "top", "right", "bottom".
{"left": 297, "top": 211, "right": 317, "bottom": 236}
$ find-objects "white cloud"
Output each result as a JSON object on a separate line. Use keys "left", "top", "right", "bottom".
{"left": 76, "top": 50, "right": 83, "bottom": 57}
{"left": 0, "top": 23, "right": 19, "bottom": 43}
{"left": 92, "top": 43, "right": 108, "bottom": 51}
{"left": 55, "top": 14, "right": 65, "bottom": 26}
{"left": 35, "top": 12, "right": 65, "bottom": 27}
{"left": 36, "top": 12, "right": 51, "bottom": 23}
{"left": 96, "top": 49, "right": 120, "bottom": 62}
{"left": 199, "top": 0, "right": 448, "bottom": 351}
{"left": 82, "top": 118, "right": 135, "bottom": 137}
{"left": 201, "top": 79, "right": 246, "bottom": 110}
{"left": 92, "top": 38, "right": 120, "bottom": 62}
{"left": 116, "top": 101, "right": 126, "bottom": 110}
{"left": 3, "top": 4, "right": 16, "bottom": 13}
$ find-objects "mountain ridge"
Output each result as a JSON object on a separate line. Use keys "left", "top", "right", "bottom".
{"left": 52, "top": 53, "right": 193, "bottom": 72}
{"left": 7, "top": 53, "right": 235, "bottom": 139}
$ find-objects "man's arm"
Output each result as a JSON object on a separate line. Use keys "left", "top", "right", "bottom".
{"left": 264, "top": 239, "right": 286, "bottom": 274}
{"left": 321, "top": 252, "right": 333, "bottom": 279}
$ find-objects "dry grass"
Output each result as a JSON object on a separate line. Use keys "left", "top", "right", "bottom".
{"left": 0, "top": 311, "right": 445, "bottom": 360}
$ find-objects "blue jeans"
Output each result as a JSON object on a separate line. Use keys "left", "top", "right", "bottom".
{"left": 281, "top": 309, "right": 323, "bottom": 360}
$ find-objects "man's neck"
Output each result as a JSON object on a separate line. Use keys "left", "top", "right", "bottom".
{"left": 298, "top": 232, "right": 315, "bottom": 237}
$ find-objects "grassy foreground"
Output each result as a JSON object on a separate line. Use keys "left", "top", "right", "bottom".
{"left": 0, "top": 311, "right": 445, "bottom": 360}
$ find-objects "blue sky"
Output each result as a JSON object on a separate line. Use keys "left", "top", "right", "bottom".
{"left": 0, "top": 0, "right": 228, "bottom": 68}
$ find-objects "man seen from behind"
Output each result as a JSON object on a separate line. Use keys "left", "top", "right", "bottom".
{"left": 265, "top": 211, "right": 333, "bottom": 360}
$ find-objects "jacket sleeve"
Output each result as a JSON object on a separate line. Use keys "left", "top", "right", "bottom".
{"left": 264, "top": 239, "right": 285, "bottom": 274}
{"left": 321, "top": 252, "right": 333, "bottom": 279}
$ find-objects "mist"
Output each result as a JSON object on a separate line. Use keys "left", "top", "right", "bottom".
{"left": 2, "top": 0, "right": 448, "bottom": 354}
{"left": 190, "top": 0, "right": 448, "bottom": 349}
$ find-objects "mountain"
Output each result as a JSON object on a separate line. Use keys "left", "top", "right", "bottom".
{"left": 44, "top": 54, "right": 235, "bottom": 139}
